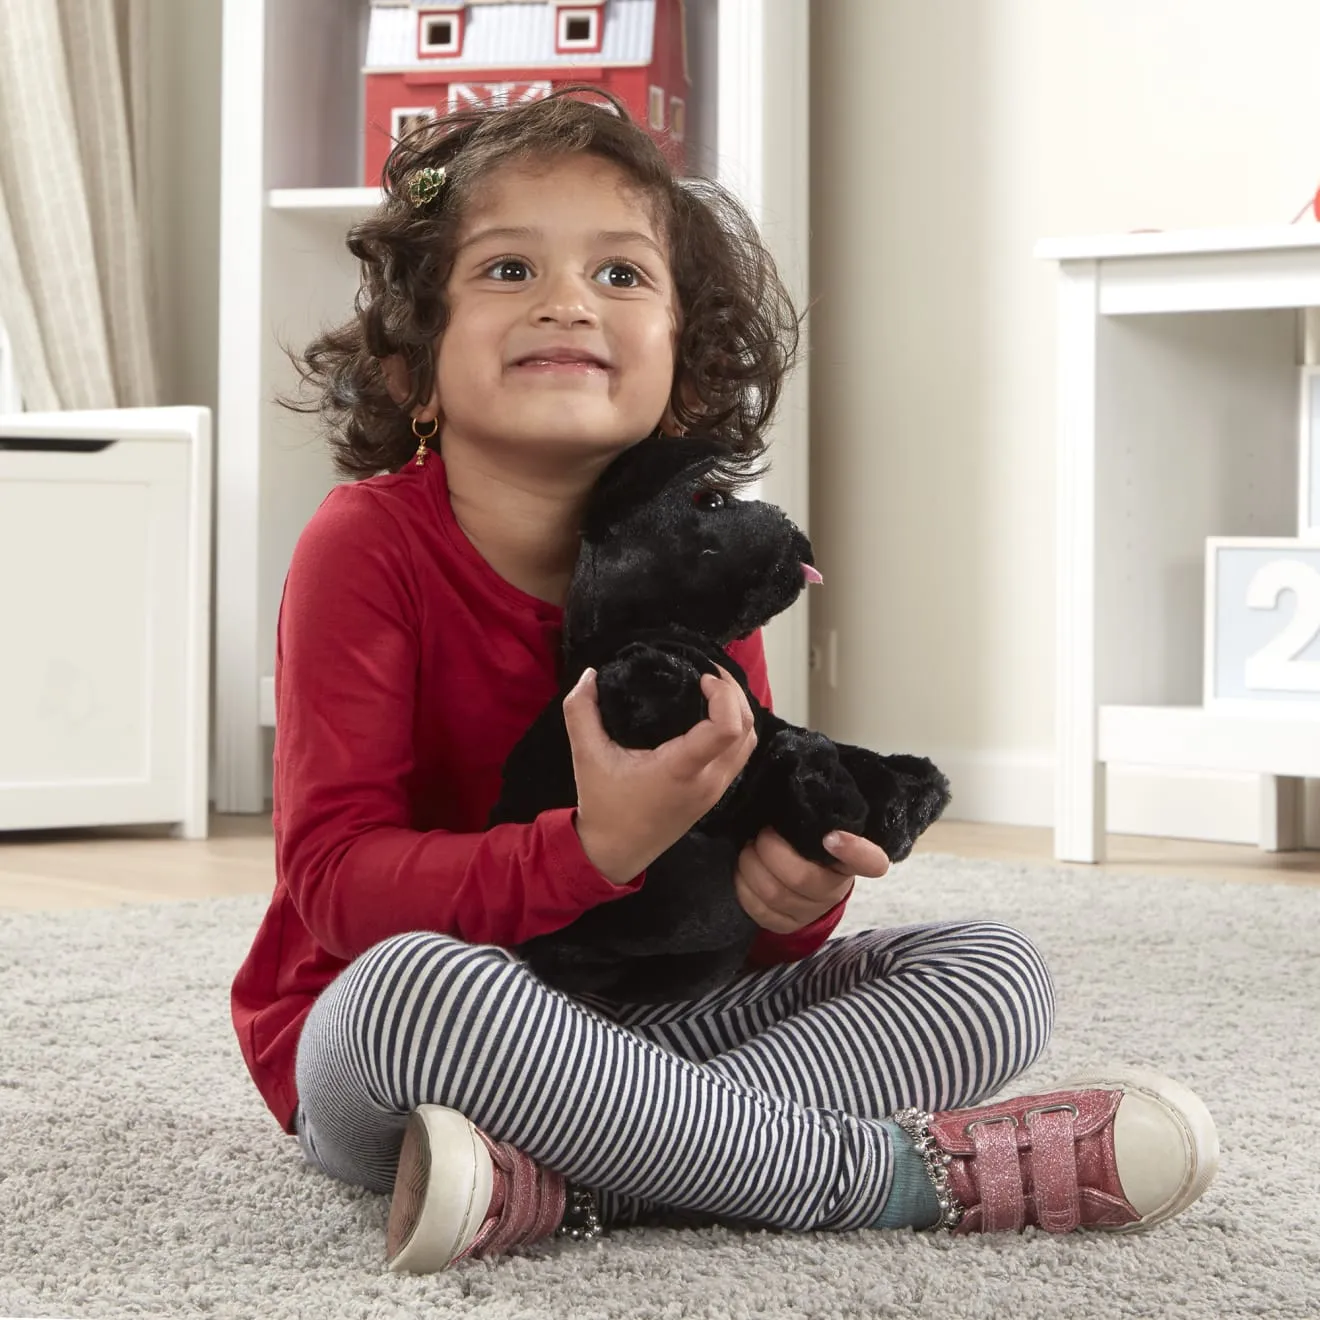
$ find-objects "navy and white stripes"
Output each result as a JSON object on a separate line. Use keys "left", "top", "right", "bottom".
{"left": 294, "top": 922, "right": 1054, "bottom": 1232}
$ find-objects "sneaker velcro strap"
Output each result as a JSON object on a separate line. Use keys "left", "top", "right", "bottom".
{"left": 464, "top": 1135, "right": 567, "bottom": 1259}
{"left": 967, "top": 1116, "right": 1025, "bottom": 1232}
{"left": 1025, "top": 1105, "right": 1082, "bottom": 1233}
{"left": 929, "top": 1088, "right": 1120, "bottom": 1156}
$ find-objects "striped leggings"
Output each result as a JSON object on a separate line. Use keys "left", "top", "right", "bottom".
{"left": 294, "top": 922, "right": 1055, "bottom": 1233}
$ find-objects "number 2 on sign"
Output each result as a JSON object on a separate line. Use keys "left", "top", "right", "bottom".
{"left": 1244, "top": 560, "right": 1320, "bottom": 693}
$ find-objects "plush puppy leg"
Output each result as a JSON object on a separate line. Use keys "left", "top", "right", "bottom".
{"left": 752, "top": 727, "right": 869, "bottom": 865}
{"left": 832, "top": 744, "right": 952, "bottom": 863}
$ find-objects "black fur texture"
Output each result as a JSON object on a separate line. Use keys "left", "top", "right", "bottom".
{"left": 487, "top": 436, "right": 952, "bottom": 1003}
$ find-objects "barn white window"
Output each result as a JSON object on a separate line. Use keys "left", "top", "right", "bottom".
{"left": 648, "top": 85, "right": 665, "bottom": 130}
{"left": 556, "top": 7, "right": 602, "bottom": 54}
{"left": 392, "top": 106, "right": 437, "bottom": 143}
{"left": 669, "top": 97, "right": 686, "bottom": 141}
{"left": 418, "top": 8, "right": 463, "bottom": 57}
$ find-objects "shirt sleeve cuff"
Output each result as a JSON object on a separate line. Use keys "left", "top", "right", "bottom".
{"left": 745, "top": 887, "right": 852, "bottom": 967}
{"left": 545, "top": 806, "right": 646, "bottom": 900}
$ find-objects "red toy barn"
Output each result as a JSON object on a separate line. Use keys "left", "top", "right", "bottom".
{"left": 362, "top": 0, "right": 691, "bottom": 184}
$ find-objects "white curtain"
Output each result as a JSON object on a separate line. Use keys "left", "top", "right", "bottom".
{"left": 0, "top": 0, "right": 157, "bottom": 411}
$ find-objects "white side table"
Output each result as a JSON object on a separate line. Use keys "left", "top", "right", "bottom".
{"left": 1036, "top": 228, "right": 1320, "bottom": 863}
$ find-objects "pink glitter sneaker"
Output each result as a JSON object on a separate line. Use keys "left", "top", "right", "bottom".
{"left": 386, "top": 1106, "right": 599, "bottom": 1272}
{"left": 892, "top": 1067, "right": 1219, "bottom": 1234}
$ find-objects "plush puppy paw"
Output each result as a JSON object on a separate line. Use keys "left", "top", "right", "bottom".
{"left": 763, "top": 728, "right": 868, "bottom": 863}
{"left": 595, "top": 642, "right": 709, "bottom": 748}
{"left": 834, "top": 745, "right": 952, "bottom": 862}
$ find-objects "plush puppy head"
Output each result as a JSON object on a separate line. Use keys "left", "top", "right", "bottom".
{"left": 564, "top": 435, "right": 818, "bottom": 654}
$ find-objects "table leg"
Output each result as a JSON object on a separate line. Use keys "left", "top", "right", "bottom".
{"left": 1054, "top": 262, "right": 1105, "bottom": 863}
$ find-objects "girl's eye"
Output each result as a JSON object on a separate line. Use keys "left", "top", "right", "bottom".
{"left": 487, "top": 259, "right": 531, "bottom": 282}
{"left": 693, "top": 489, "right": 727, "bottom": 510}
{"left": 595, "top": 262, "right": 643, "bottom": 289}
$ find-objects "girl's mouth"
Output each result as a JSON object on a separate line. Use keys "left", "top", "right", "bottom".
{"left": 512, "top": 359, "right": 609, "bottom": 374}
{"left": 510, "top": 347, "right": 612, "bottom": 374}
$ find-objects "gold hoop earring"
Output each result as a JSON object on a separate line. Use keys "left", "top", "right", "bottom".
{"left": 411, "top": 415, "right": 439, "bottom": 466}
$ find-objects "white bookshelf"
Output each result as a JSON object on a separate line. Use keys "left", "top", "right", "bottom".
{"left": 267, "top": 186, "right": 380, "bottom": 225}
{"left": 215, "top": 0, "right": 812, "bottom": 811}
{"left": 1098, "top": 705, "right": 1320, "bottom": 780}
{"left": 1036, "top": 228, "right": 1320, "bottom": 863}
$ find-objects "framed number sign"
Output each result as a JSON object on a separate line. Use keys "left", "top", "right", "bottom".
{"left": 1204, "top": 537, "right": 1320, "bottom": 713}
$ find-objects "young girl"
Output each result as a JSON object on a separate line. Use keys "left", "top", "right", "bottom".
{"left": 231, "top": 89, "right": 1218, "bottom": 1273}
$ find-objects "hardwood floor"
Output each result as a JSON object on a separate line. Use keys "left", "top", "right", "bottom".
{"left": 0, "top": 815, "right": 1315, "bottom": 912}
{"left": 0, "top": 814, "right": 276, "bottom": 911}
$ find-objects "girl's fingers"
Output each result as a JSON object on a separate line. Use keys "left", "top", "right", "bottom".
{"left": 738, "top": 845, "right": 796, "bottom": 915}
{"left": 823, "top": 831, "right": 891, "bottom": 878}
{"left": 711, "top": 724, "right": 758, "bottom": 783}
{"left": 676, "top": 669, "right": 748, "bottom": 765}
{"left": 700, "top": 670, "right": 737, "bottom": 729}
{"left": 735, "top": 841, "right": 826, "bottom": 932}
{"left": 704, "top": 668, "right": 753, "bottom": 735}
{"left": 562, "top": 668, "right": 607, "bottom": 754}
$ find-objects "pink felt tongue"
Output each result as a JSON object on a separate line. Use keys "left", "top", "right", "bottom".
{"left": 801, "top": 563, "right": 823, "bottom": 585}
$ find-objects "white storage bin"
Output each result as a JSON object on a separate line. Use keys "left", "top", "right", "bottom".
{"left": 0, "top": 407, "right": 212, "bottom": 838}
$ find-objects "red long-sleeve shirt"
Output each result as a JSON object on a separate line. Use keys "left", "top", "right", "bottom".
{"left": 231, "top": 454, "right": 847, "bottom": 1132}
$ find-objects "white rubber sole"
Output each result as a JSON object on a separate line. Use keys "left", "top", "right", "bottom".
{"left": 386, "top": 1106, "right": 494, "bottom": 1273}
{"left": 1058, "top": 1067, "right": 1220, "bottom": 1232}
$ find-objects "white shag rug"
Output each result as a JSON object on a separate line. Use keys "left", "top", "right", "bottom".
{"left": 1, "top": 853, "right": 1318, "bottom": 1320}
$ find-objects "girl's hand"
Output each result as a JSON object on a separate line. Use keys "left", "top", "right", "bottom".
{"left": 734, "top": 828, "right": 890, "bottom": 934}
{"left": 565, "top": 665, "right": 757, "bottom": 886}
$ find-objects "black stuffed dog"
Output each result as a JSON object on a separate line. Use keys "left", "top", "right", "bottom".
{"left": 488, "top": 436, "right": 951, "bottom": 1003}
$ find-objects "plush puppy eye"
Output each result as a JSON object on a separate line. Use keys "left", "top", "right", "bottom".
{"left": 692, "top": 489, "right": 727, "bottom": 510}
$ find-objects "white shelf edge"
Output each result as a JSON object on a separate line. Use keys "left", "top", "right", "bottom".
{"left": 260, "top": 675, "right": 276, "bottom": 729}
{"left": 268, "top": 186, "right": 382, "bottom": 211}
{"left": 1035, "top": 224, "right": 1320, "bottom": 264}
{"left": 1099, "top": 704, "right": 1320, "bottom": 779}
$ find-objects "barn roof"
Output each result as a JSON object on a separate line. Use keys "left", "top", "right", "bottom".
{"left": 364, "top": 1, "right": 658, "bottom": 72}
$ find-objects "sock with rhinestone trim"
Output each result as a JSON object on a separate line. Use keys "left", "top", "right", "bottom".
{"left": 871, "top": 1121, "right": 943, "bottom": 1229}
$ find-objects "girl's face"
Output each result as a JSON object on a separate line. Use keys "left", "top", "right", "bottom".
{"left": 430, "top": 154, "right": 678, "bottom": 466}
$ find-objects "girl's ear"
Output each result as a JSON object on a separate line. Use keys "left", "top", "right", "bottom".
{"left": 379, "top": 354, "right": 412, "bottom": 405}
{"left": 380, "top": 353, "right": 442, "bottom": 423}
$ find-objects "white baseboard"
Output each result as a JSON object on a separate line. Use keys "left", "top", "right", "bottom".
{"left": 931, "top": 749, "right": 1057, "bottom": 832}
{"left": 931, "top": 748, "right": 1320, "bottom": 847}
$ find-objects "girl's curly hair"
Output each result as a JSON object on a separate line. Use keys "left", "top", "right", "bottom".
{"left": 291, "top": 86, "right": 800, "bottom": 481}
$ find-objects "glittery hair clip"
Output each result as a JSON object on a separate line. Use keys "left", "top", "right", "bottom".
{"left": 406, "top": 165, "right": 447, "bottom": 209}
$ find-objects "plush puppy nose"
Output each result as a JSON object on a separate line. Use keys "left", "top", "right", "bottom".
{"left": 801, "top": 563, "right": 823, "bottom": 585}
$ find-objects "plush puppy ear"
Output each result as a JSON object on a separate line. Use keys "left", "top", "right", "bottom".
{"left": 582, "top": 435, "right": 729, "bottom": 540}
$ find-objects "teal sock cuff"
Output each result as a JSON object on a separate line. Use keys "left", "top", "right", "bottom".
{"left": 872, "top": 1120, "right": 942, "bottom": 1230}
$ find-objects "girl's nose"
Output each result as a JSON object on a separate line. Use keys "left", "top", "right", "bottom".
{"left": 532, "top": 270, "right": 599, "bottom": 327}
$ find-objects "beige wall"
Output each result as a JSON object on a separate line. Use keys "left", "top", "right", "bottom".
{"left": 809, "top": 0, "right": 1320, "bottom": 819}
